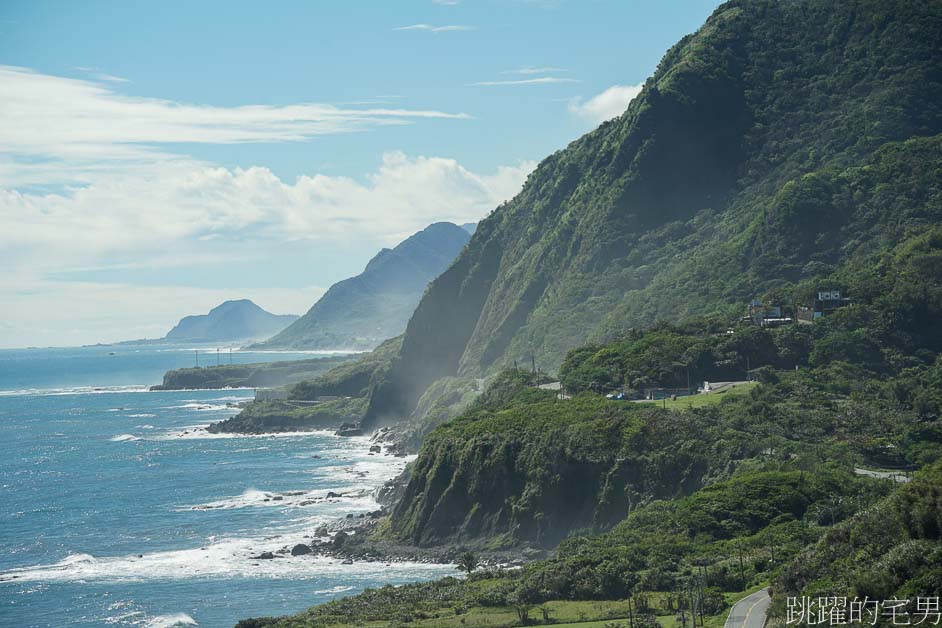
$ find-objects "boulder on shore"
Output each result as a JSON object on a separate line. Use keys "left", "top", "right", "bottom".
{"left": 291, "top": 544, "right": 312, "bottom": 556}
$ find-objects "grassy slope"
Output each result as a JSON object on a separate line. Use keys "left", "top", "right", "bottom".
{"left": 632, "top": 382, "right": 758, "bottom": 409}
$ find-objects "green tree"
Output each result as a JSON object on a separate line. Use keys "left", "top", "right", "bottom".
{"left": 457, "top": 551, "right": 478, "bottom": 575}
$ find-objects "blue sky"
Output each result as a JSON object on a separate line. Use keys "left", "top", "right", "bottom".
{"left": 0, "top": 0, "right": 720, "bottom": 348}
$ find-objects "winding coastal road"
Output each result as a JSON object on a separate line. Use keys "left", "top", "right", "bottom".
{"left": 724, "top": 588, "right": 771, "bottom": 628}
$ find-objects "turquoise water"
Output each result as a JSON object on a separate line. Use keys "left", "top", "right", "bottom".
{"left": 0, "top": 345, "right": 455, "bottom": 627}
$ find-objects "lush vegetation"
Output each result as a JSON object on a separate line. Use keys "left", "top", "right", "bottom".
{"left": 150, "top": 354, "right": 355, "bottom": 391}
{"left": 290, "top": 336, "right": 403, "bottom": 400}
{"left": 207, "top": 397, "right": 366, "bottom": 434}
{"left": 365, "top": 0, "right": 942, "bottom": 428}
{"left": 237, "top": 465, "right": 898, "bottom": 628}
{"left": 239, "top": 220, "right": 942, "bottom": 620}
{"left": 384, "top": 221, "right": 942, "bottom": 546}
{"left": 207, "top": 337, "right": 403, "bottom": 432}
{"left": 238, "top": 0, "right": 942, "bottom": 625}
{"left": 770, "top": 462, "right": 942, "bottom": 625}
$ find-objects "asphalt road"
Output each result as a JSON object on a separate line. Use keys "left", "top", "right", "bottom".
{"left": 724, "top": 588, "right": 771, "bottom": 628}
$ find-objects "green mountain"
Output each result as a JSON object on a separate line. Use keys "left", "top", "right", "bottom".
{"left": 164, "top": 299, "right": 297, "bottom": 343}
{"left": 252, "top": 222, "right": 471, "bottom": 352}
{"left": 238, "top": 1, "right": 942, "bottom": 625}
{"left": 365, "top": 0, "right": 942, "bottom": 426}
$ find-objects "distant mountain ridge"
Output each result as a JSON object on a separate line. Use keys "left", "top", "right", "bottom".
{"left": 251, "top": 222, "right": 471, "bottom": 351}
{"left": 164, "top": 299, "right": 298, "bottom": 343}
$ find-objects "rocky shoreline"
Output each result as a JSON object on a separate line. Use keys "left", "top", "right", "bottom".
{"left": 232, "top": 425, "right": 540, "bottom": 569}
{"left": 250, "top": 511, "right": 541, "bottom": 568}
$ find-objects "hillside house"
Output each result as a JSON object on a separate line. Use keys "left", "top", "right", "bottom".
{"left": 797, "top": 289, "right": 851, "bottom": 323}
{"left": 747, "top": 299, "right": 793, "bottom": 327}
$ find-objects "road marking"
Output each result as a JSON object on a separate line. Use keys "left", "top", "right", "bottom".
{"left": 726, "top": 589, "right": 769, "bottom": 628}
{"left": 741, "top": 595, "right": 763, "bottom": 628}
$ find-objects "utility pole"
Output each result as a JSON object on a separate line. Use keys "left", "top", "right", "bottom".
{"left": 229, "top": 348, "right": 233, "bottom": 365}
{"left": 216, "top": 348, "right": 220, "bottom": 366}
{"left": 627, "top": 596, "right": 635, "bottom": 628}
{"left": 769, "top": 532, "right": 776, "bottom": 563}
{"left": 698, "top": 568, "right": 706, "bottom": 625}
{"left": 690, "top": 586, "right": 698, "bottom": 627}
{"left": 195, "top": 350, "right": 199, "bottom": 367}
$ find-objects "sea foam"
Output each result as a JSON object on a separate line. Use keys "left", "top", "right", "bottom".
{"left": 144, "top": 613, "right": 199, "bottom": 628}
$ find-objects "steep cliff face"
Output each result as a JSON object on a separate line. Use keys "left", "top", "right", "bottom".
{"left": 253, "top": 222, "right": 470, "bottom": 351}
{"left": 365, "top": 0, "right": 942, "bottom": 426}
{"left": 385, "top": 374, "right": 753, "bottom": 548}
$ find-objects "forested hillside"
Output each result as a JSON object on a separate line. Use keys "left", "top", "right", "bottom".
{"left": 365, "top": 0, "right": 942, "bottom": 426}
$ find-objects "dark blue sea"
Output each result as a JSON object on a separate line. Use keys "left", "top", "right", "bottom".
{"left": 0, "top": 344, "right": 455, "bottom": 627}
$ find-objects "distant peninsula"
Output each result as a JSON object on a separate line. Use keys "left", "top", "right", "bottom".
{"left": 163, "top": 299, "right": 298, "bottom": 344}
{"left": 249, "top": 222, "right": 471, "bottom": 352}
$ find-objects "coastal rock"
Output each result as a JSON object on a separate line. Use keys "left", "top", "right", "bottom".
{"left": 335, "top": 425, "right": 364, "bottom": 437}
{"left": 291, "top": 544, "right": 312, "bottom": 556}
{"left": 252, "top": 551, "right": 276, "bottom": 560}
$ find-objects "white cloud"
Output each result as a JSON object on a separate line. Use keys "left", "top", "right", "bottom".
{"left": 75, "top": 66, "right": 129, "bottom": 83}
{"left": 432, "top": 0, "right": 461, "bottom": 4}
{"left": 0, "top": 153, "right": 536, "bottom": 347}
{"left": 0, "top": 65, "right": 535, "bottom": 348}
{"left": 0, "top": 152, "right": 535, "bottom": 266}
{"left": 471, "top": 77, "right": 578, "bottom": 87}
{"left": 0, "top": 65, "right": 470, "bottom": 183}
{"left": 393, "top": 24, "right": 472, "bottom": 33}
{"left": 568, "top": 83, "right": 644, "bottom": 125}
{"left": 501, "top": 66, "right": 567, "bottom": 75}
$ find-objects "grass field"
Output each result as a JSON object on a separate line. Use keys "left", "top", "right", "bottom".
{"left": 632, "top": 382, "right": 758, "bottom": 410}
{"left": 304, "top": 587, "right": 772, "bottom": 628}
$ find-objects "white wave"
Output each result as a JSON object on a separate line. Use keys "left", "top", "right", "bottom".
{"left": 109, "top": 434, "right": 141, "bottom": 442}
{"left": 0, "top": 538, "right": 457, "bottom": 584}
{"left": 144, "top": 613, "right": 198, "bottom": 628}
{"left": 173, "top": 403, "right": 233, "bottom": 412}
{"left": 183, "top": 486, "right": 373, "bottom": 511}
{"left": 314, "top": 585, "right": 355, "bottom": 595}
{"left": 128, "top": 413, "right": 157, "bottom": 418}
{"left": 153, "top": 425, "right": 337, "bottom": 441}
{"left": 136, "top": 424, "right": 156, "bottom": 429}
{"left": 0, "top": 385, "right": 150, "bottom": 397}
{"left": 207, "top": 395, "right": 253, "bottom": 402}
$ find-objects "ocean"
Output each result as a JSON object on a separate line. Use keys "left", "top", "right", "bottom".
{"left": 0, "top": 344, "right": 456, "bottom": 627}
